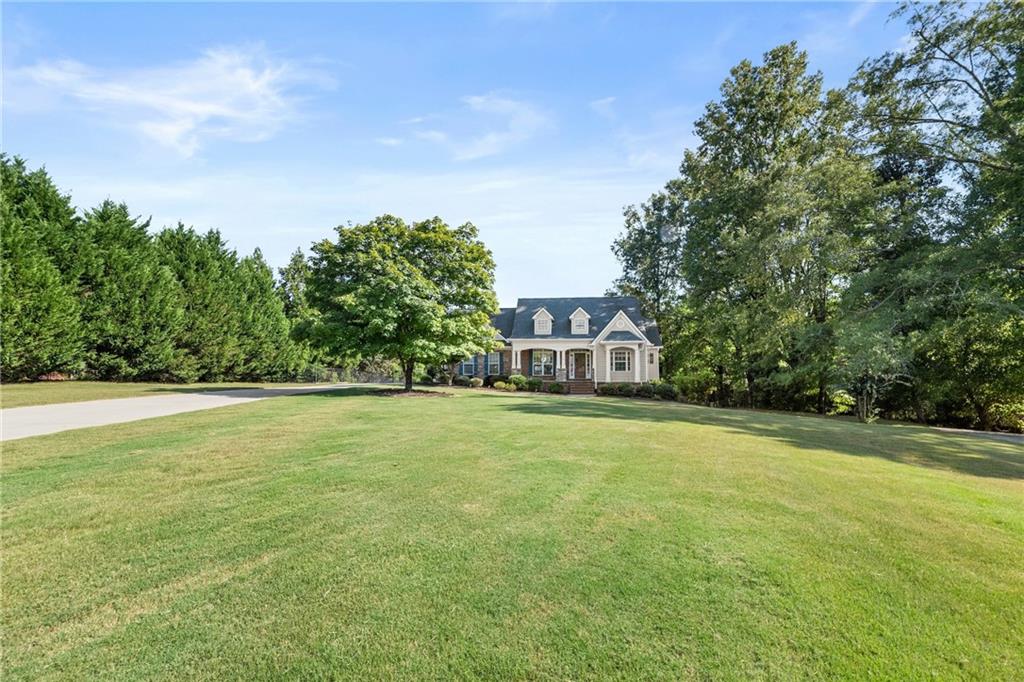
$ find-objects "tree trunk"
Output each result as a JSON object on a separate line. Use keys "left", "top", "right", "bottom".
{"left": 975, "top": 402, "right": 993, "bottom": 432}
{"left": 817, "top": 375, "right": 827, "bottom": 415}
{"left": 403, "top": 360, "right": 414, "bottom": 392}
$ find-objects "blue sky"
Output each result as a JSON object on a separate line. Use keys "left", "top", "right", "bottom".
{"left": 4, "top": 2, "right": 908, "bottom": 306}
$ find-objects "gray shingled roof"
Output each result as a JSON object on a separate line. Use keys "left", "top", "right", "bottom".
{"left": 490, "top": 307, "right": 516, "bottom": 338}
{"left": 509, "top": 296, "right": 662, "bottom": 345}
{"left": 603, "top": 330, "right": 644, "bottom": 342}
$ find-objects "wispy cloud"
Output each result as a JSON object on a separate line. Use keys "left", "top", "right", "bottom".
{"left": 847, "top": 2, "right": 875, "bottom": 29}
{"left": 415, "top": 129, "right": 449, "bottom": 143}
{"left": 407, "top": 93, "right": 551, "bottom": 161}
{"left": 801, "top": 3, "right": 880, "bottom": 55}
{"left": 13, "top": 44, "right": 333, "bottom": 157}
{"left": 454, "top": 93, "right": 550, "bottom": 160}
{"left": 589, "top": 96, "right": 616, "bottom": 120}
{"left": 375, "top": 137, "right": 402, "bottom": 146}
{"left": 677, "top": 21, "right": 740, "bottom": 75}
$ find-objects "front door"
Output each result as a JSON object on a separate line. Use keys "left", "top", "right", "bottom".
{"left": 572, "top": 352, "right": 589, "bottom": 379}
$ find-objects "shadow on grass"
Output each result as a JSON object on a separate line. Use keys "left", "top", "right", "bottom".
{"left": 499, "top": 396, "right": 1024, "bottom": 481}
{"left": 149, "top": 384, "right": 391, "bottom": 400}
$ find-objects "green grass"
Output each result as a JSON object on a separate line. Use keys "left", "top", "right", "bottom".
{"left": 3, "top": 388, "right": 1022, "bottom": 679}
{"left": 0, "top": 381, "right": 321, "bottom": 409}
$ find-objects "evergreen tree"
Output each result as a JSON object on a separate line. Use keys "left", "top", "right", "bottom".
{"left": 0, "top": 155, "right": 83, "bottom": 379}
{"left": 78, "top": 201, "right": 184, "bottom": 380}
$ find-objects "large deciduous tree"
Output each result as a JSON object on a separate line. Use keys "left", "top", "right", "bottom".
{"left": 673, "top": 43, "right": 880, "bottom": 413}
{"left": 306, "top": 215, "right": 498, "bottom": 391}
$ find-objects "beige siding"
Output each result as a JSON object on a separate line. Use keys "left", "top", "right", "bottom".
{"left": 607, "top": 346, "right": 636, "bottom": 383}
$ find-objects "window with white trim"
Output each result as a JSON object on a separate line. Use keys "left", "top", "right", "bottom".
{"left": 612, "top": 350, "right": 631, "bottom": 372}
{"left": 487, "top": 351, "right": 501, "bottom": 375}
{"left": 572, "top": 317, "right": 587, "bottom": 334}
{"left": 460, "top": 358, "right": 475, "bottom": 375}
{"left": 532, "top": 350, "right": 554, "bottom": 376}
{"left": 649, "top": 352, "right": 655, "bottom": 364}
{"left": 535, "top": 318, "right": 551, "bottom": 335}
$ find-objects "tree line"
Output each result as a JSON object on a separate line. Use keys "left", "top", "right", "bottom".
{"left": 610, "top": 1, "right": 1023, "bottom": 430}
{"left": 1, "top": 155, "right": 309, "bottom": 383}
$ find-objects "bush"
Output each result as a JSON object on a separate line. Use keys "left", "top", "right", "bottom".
{"left": 502, "top": 382, "right": 518, "bottom": 392}
{"left": 548, "top": 382, "right": 565, "bottom": 394}
{"left": 829, "top": 389, "right": 856, "bottom": 416}
{"left": 635, "top": 383, "right": 656, "bottom": 399}
{"left": 484, "top": 374, "right": 508, "bottom": 388}
{"left": 597, "top": 384, "right": 617, "bottom": 396}
{"left": 616, "top": 383, "right": 636, "bottom": 397}
{"left": 507, "top": 374, "right": 528, "bottom": 390}
{"left": 453, "top": 375, "right": 471, "bottom": 387}
{"left": 469, "top": 377, "right": 483, "bottom": 388}
{"left": 655, "top": 382, "right": 679, "bottom": 401}
{"left": 526, "top": 378, "right": 543, "bottom": 392}
{"left": 493, "top": 381, "right": 507, "bottom": 390}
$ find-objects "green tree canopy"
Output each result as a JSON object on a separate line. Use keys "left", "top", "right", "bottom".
{"left": 306, "top": 215, "right": 498, "bottom": 390}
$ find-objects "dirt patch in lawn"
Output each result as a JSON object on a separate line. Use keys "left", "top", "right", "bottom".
{"left": 375, "top": 389, "right": 451, "bottom": 398}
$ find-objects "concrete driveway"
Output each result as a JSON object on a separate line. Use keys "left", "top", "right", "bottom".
{"left": 1, "top": 384, "right": 356, "bottom": 442}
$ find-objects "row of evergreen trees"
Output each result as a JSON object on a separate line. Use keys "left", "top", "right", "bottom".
{"left": 609, "top": 2, "right": 1023, "bottom": 431}
{"left": 1, "top": 155, "right": 306, "bottom": 383}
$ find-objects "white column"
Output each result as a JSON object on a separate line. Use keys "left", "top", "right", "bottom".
{"left": 511, "top": 343, "right": 519, "bottom": 370}
{"left": 605, "top": 346, "right": 611, "bottom": 383}
{"left": 633, "top": 345, "right": 640, "bottom": 383}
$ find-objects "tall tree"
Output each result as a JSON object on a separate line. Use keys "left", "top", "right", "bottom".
{"left": 674, "top": 44, "right": 879, "bottom": 413}
{"left": 155, "top": 225, "right": 245, "bottom": 382}
{"left": 610, "top": 190, "right": 684, "bottom": 319}
{"left": 306, "top": 215, "right": 498, "bottom": 391}
{"left": 0, "top": 156, "right": 83, "bottom": 379}
{"left": 78, "top": 201, "right": 184, "bottom": 380}
{"left": 236, "top": 249, "right": 298, "bottom": 380}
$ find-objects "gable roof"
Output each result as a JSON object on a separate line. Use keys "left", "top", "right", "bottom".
{"left": 509, "top": 296, "right": 662, "bottom": 345}
{"left": 490, "top": 307, "right": 516, "bottom": 338}
{"left": 604, "top": 330, "right": 644, "bottom": 342}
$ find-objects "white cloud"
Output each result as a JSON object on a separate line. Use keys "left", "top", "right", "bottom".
{"left": 847, "top": 2, "right": 875, "bottom": 29}
{"left": 455, "top": 93, "right": 551, "bottom": 160}
{"left": 375, "top": 137, "right": 403, "bottom": 146}
{"left": 401, "top": 93, "right": 551, "bottom": 161}
{"left": 13, "top": 45, "right": 333, "bottom": 157}
{"left": 415, "top": 129, "right": 449, "bottom": 143}
{"left": 589, "top": 96, "right": 616, "bottom": 120}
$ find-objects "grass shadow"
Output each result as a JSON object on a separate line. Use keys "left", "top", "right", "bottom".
{"left": 500, "top": 396, "right": 1024, "bottom": 481}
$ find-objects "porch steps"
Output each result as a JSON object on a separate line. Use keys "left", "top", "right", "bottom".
{"left": 564, "top": 379, "right": 594, "bottom": 395}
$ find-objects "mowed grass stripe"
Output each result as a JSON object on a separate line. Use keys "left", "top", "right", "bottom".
{"left": 3, "top": 389, "right": 1022, "bottom": 679}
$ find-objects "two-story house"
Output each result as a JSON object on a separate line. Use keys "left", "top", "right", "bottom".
{"left": 454, "top": 296, "right": 662, "bottom": 394}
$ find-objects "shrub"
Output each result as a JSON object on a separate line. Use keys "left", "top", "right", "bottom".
{"left": 617, "top": 383, "right": 636, "bottom": 397}
{"left": 453, "top": 375, "right": 471, "bottom": 387}
{"left": 829, "top": 389, "right": 856, "bottom": 416}
{"left": 547, "top": 382, "right": 565, "bottom": 394}
{"left": 507, "top": 374, "right": 528, "bottom": 389}
{"left": 469, "top": 377, "right": 483, "bottom": 388}
{"left": 597, "top": 384, "right": 617, "bottom": 396}
{"left": 655, "top": 382, "right": 679, "bottom": 401}
{"left": 635, "top": 383, "right": 656, "bottom": 399}
{"left": 526, "top": 378, "right": 543, "bottom": 392}
{"left": 484, "top": 374, "right": 508, "bottom": 388}
{"left": 493, "top": 381, "right": 507, "bottom": 390}
{"left": 502, "top": 382, "right": 518, "bottom": 392}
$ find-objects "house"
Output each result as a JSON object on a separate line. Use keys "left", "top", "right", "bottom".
{"left": 454, "top": 297, "right": 662, "bottom": 393}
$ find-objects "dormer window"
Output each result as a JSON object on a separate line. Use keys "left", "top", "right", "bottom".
{"left": 569, "top": 306, "right": 591, "bottom": 335}
{"left": 532, "top": 307, "right": 553, "bottom": 335}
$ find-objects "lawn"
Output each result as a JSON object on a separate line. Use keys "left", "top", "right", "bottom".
{"left": 0, "top": 381, "right": 323, "bottom": 409}
{"left": 3, "top": 388, "right": 1022, "bottom": 679}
